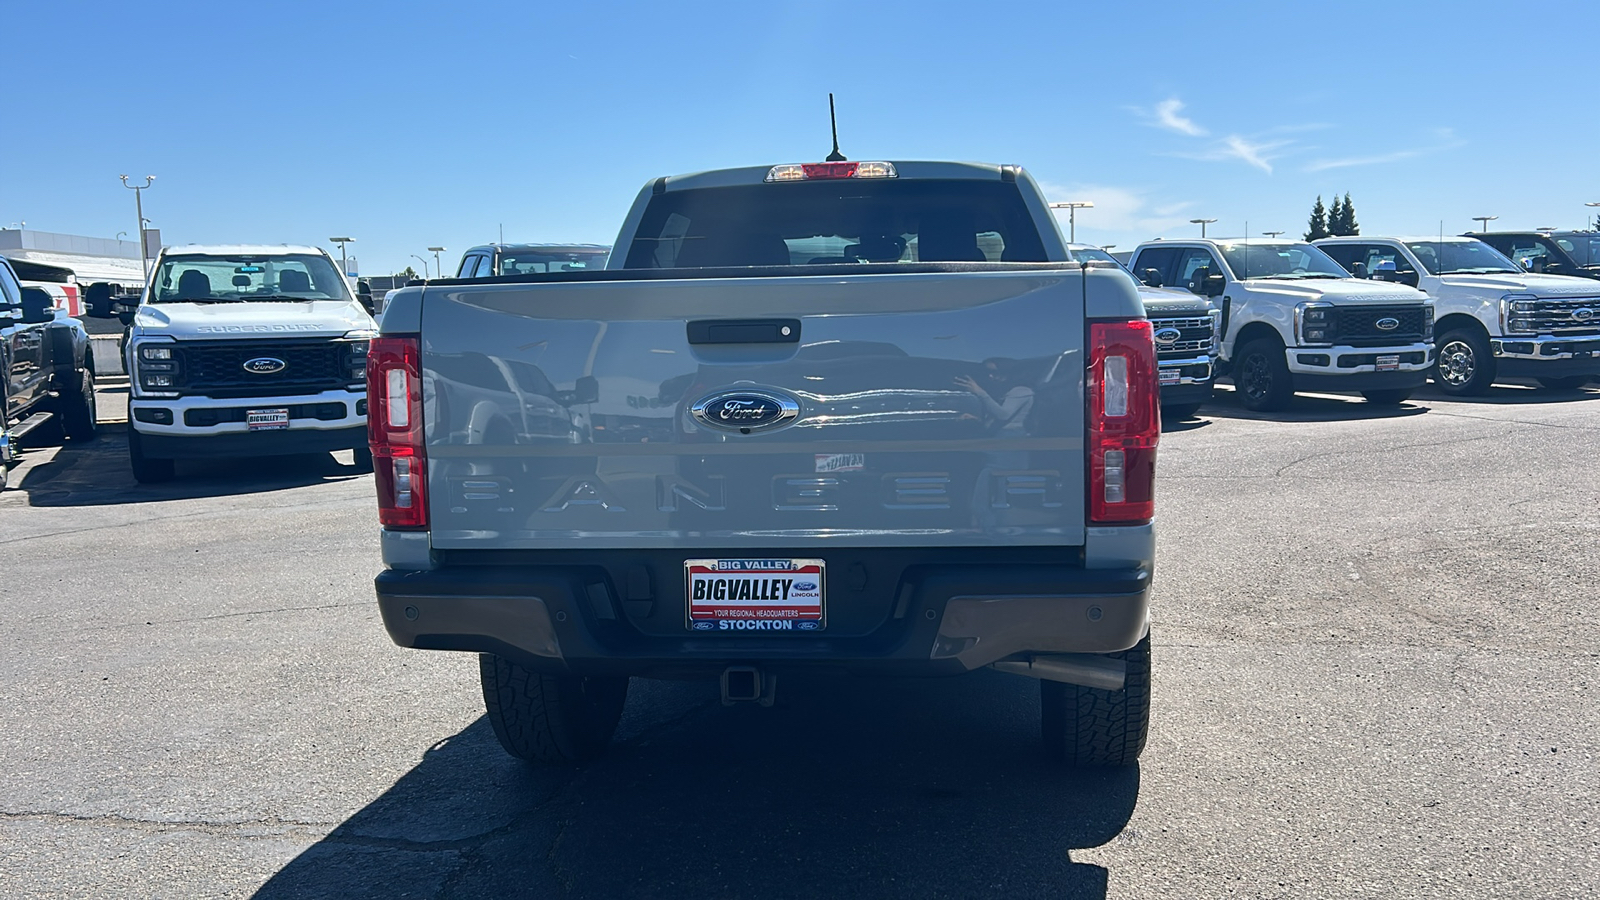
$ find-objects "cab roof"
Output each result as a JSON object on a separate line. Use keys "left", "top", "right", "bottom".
{"left": 160, "top": 244, "right": 328, "bottom": 256}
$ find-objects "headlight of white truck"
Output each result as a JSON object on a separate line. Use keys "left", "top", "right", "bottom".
{"left": 1295, "top": 302, "right": 1334, "bottom": 345}
{"left": 1499, "top": 294, "right": 1538, "bottom": 334}
{"left": 345, "top": 329, "right": 377, "bottom": 384}
{"left": 134, "top": 340, "right": 181, "bottom": 393}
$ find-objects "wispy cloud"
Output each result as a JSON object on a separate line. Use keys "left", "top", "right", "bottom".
{"left": 1303, "top": 135, "right": 1466, "bottom": 172}
{"left": 1130, "top": 98, "right": 1208, "bottom": 136}
{"left": 1168, "top": 136, "right": 1292, "bottom": 174}
{"left": 1036, "top": 183, "right": 1196, "bottom": 237}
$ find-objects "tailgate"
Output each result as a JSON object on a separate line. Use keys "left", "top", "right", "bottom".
{"left": 421, "top": 270, "right": 1085, "bottom": 549}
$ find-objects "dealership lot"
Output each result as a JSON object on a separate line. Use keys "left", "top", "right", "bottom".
{"left": 1, "top": 384, "right": 1596, "bottom": 899}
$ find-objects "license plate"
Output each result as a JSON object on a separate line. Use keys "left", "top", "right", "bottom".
{"left": 1375, "top": 355, "right": 1400, "bottom": 372}
{"left": 685, "top": 558, "right": 824, "bottom": 632}
{"left": 1159, "top": 368, "right": 1180, "bottom": 386}
{"left": 246, "top": 408, "right": 291, "bottom": 431}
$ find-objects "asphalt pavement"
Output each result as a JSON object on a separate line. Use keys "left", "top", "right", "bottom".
{"left": 1, "top": 382, "right": 1596, "bottom": 899}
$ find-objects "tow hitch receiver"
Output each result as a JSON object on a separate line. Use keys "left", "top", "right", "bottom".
{"left": 721, "top": 666, "right": 777, "bottom": 706}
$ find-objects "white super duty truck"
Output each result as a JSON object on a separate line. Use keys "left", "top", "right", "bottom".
{"left": 1128, "top": 238, "right": 1434, "bottom": 411}
{"left": 125, "top": 245, "right": 377, "bottom": 482}
{"left": 1316, "top": 236, "right": 1600, "bottom": 393}
{"left": 371, "top": 160, "right": 1161, "bottom": 768}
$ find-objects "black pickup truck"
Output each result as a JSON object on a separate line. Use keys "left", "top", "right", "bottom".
{"left": 1, "top": 258, "right": 98, "bottom": 490}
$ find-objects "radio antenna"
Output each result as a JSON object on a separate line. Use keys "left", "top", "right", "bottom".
{"left": 825, "top": 93, "right": 847, "bottom": 162}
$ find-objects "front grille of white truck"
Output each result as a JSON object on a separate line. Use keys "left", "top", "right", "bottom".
{"left": 1329, "top": 305, "right": 1429, "bottom": 346}
{"left": 1148, "top": 315, "right": 1215, "bottom": 358}
{"left": 172, "top": 339, "right": 362, "bottom": 399}
{"left": 1523, "top": 298, "right": 1600, "bottom": 336}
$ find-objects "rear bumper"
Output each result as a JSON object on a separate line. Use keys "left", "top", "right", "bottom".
{"left": 374, "top": 551, "right": 1151, "bottom": 678}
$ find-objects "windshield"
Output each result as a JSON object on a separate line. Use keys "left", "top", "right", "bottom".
{"left": 1554, "top": 235, "right": 1600, "bottom": 267}
{"left": 498, "top": 248, "right": 609, "bottom": 275}
{"left": 1406, "top": 241, "right": 1520, "bottom": 275}
{"left": 151, "top": 253, "right": 351, "bottom": 304}
{"left": 1216, "top": 242, "right": 1349, "bottom": 279}
{"left": 622, "top": 179, "right": 1047, "bottom": 268}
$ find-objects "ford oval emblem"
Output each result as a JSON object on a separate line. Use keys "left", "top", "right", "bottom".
{"left": 1153, "top": 327, "right": 1182, "bottom": 346}
{"left": 1375, "top": 317, "right": 1400, "bottom": 331}
{"left": 1573, "top": 307, "right": 1594, "bottom": 321}
{"left": 691, "top": 389, "right": 800, "bottom": 433}
{"left": 243, "top": 356, "right": 287, "bottom": 374}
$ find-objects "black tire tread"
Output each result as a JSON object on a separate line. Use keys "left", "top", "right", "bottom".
{"left": 479, "top": 654, "right": 626, "bottom": 764}
{"left": 128, "top": 428, "right": 175, "bottom": 484}
{"left": 1235, "top": 339, "right": 1295, "bottom": 412}
{"left": 58, "top": 367, "right": 98, "bottom": 442}
{"left": 1433, "top": 327, "right": 1496, "bottom": 396}
{"left": 1041, "top": 633, "right": 1152, "bottom": 767}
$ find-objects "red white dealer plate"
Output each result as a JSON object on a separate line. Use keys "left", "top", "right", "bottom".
{"left": 685, "top": 558, "right": 824, "bottom": 633}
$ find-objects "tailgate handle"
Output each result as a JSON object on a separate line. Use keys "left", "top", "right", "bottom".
{"left": 687, "top": 319, "right": 801, "bottom": 345}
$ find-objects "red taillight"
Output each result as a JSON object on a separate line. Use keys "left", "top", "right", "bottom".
{"left": 1087, "top": 320, "right": 1160, "bottom": 525}
{"left": 367, "top": 335, "right": 427, "bottom": 529}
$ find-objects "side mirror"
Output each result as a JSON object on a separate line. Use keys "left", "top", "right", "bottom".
{"left": 1529, "top": 257, "right": 1547, "bottom": 274}
{"left": 356, "top": 280, "right": 375, "bottom": 314}
{"left": 1203, "top": 273, "right": 1226, "bottom": 297}
{"left": 1352, "top": 262, "right": 1369, "bottom": 279}
{"left": 112, "top": 295, "right": 141, "bottom": 326}
{"left": 556, "top": 375, "right": 600, "bottom": 406}
{"left": 1397, "top": 270, "right": 1420, "bottom": 288}
{"left": 1140, "top": 268, "right": 1163, "bottom": 288}
{"left": 85, "top": 282, "right": 116, "bottom": 317}
{"left": 1544, "top": 261, "right": 1564, "bottom": 274}
{"left": 19, "top": 287, "right": 56, "bottom": 324}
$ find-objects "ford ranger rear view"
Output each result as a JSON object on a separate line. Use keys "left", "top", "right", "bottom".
{"left": 371, "top": 161, "right": 1159, "bottom": 767}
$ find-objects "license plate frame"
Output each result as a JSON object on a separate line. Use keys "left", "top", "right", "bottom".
{"left": 1375, "top": 355, "right": 1400, "bottom": 372}
{"left": 246, "top": 408, "right": 291, "bottom": 431}
{"left": 685, "top": 558, "right": 825, "bottom": 633}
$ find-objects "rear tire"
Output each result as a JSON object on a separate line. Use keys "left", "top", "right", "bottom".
{"left": 1361, "top": 389, "right": 1413, "bottom": 405}
{"left": 480, "top": 654, "right": 628, "bottom": 764}
{"left": 128, "top": 428, "right": 175, "bottom": 484}
{"left": 1536, "top": 375, "right": 1592, "bottom": 391}
{"left": 58, "top": 367, "right": 98, "bottom": 442}
{"left": 1162, "top": 402, "right": 1203, "bottom": 421}
{"left": 1041, "top": 632, "right": 1152, "bottom": 767}
{"left": 1233, "top": 339, "right": 1295, "bottom": 411}
{"left": 1432, "top": 328, "right": 1495, "bottom": 395}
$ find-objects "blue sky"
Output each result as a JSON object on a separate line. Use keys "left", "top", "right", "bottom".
{"left": 7, "top": 0, "right": 1597, "bottom": 276}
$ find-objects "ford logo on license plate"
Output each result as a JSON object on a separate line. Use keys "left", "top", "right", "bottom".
{"left": 243, "top": 357, "right": 287, "bottom": 374}
{"left": 1375, "top": 317, "right": 1400, "bottom": 331}
{"left": 691, "top": 389, "right": 800, "bottom": 433}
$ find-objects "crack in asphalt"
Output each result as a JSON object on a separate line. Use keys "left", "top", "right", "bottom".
{"left": 1425, "top": 408, "right": 1600, "bottom": 431}
{"left": 1271, "top": 430, "right": 1505, "bottom": 478}
{"left": 0, "top": 809, "right": 336, "bottom": 835}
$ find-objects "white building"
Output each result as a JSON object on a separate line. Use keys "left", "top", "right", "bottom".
{"left": 0, "top": 228, "right": 148, "bottom": 289}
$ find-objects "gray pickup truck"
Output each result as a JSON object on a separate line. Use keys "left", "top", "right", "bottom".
{"left": 371, "top": 160, "right": 1160, "bottom": 766}
{"left": 2, "top": 258, "right": 97, "bottom": 491}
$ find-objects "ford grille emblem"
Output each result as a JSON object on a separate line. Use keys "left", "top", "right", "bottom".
{"left": 1573, "top": 307, "right": 1594, "bottom": 321}
{"left": 1153, "top": 327, "right": 1182, "bottom": 346}
{"left": 1375, "top": 317, "right": 1400, "bottom": 331}
{"left": 243, "top": 357, "right": 287, "bottom": 374}
{"left": 691, "top": 389, "right": 800, "bottom": 433}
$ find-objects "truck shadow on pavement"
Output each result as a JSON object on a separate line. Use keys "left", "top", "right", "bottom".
{"left": 1199, "top": 385, "right": 1432, "bottom": 424}
{"left": 1407, "top": 383, "right": 1600, "bottom": 405}
{"left": 254, "top": 672, "right": 1139, "bottom": 900}
{"left": 10, "top": 432, "right": 367, "bottom": 507}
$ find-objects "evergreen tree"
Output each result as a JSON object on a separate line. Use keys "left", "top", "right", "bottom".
{"left": 1327, "top": 196, "right": 1345, "bottom": 236}
{"left": 1305, "top": 195, "right": 1328, "bottom": 241}
{"left": 1336, "top": 192, "right": 1359, "bottom": 235}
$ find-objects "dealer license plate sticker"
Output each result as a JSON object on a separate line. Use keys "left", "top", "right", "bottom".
{"left": 1376, "top": 355, "right": 1400, "bottom": 372}
{"left": 685, "top": 559, "right": 824, "bottom": 632}
{"left": 246, "top": 408, "right": 291, "bottom": 431}
{"left": 1159, "top": 368, "right": 1180, "bottom": 386}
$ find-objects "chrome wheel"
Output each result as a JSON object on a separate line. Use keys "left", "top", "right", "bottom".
{"left": 1437, "top": 339, "right": 1476, "bottom": 387}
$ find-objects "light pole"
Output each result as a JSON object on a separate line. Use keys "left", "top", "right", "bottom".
{"left": 1472, "top": 215, "right": 1498, "bottom": 233}
{"left": 428, "top": 246, "right": 446, "bottom": 278}
{"left": 329, "top": 237, "right": 355, "bottom": 279}
{"left": 120, "top": 174, "right": 156, "bottom": 280}
{"left": 409, "top": 254, "right": 431, "bottom": 279}
{"left": 1262, "top": 230, "right": 1285, "bottom": 239}
{"left": 1585, "top": 202, "right": 1600, "bottom": 229}
{"left": 1048, "top": 201, "right": 1094, "bottom": 243}
{"left": 1190, "top": 218, "right": 1217, "bottom": 238}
